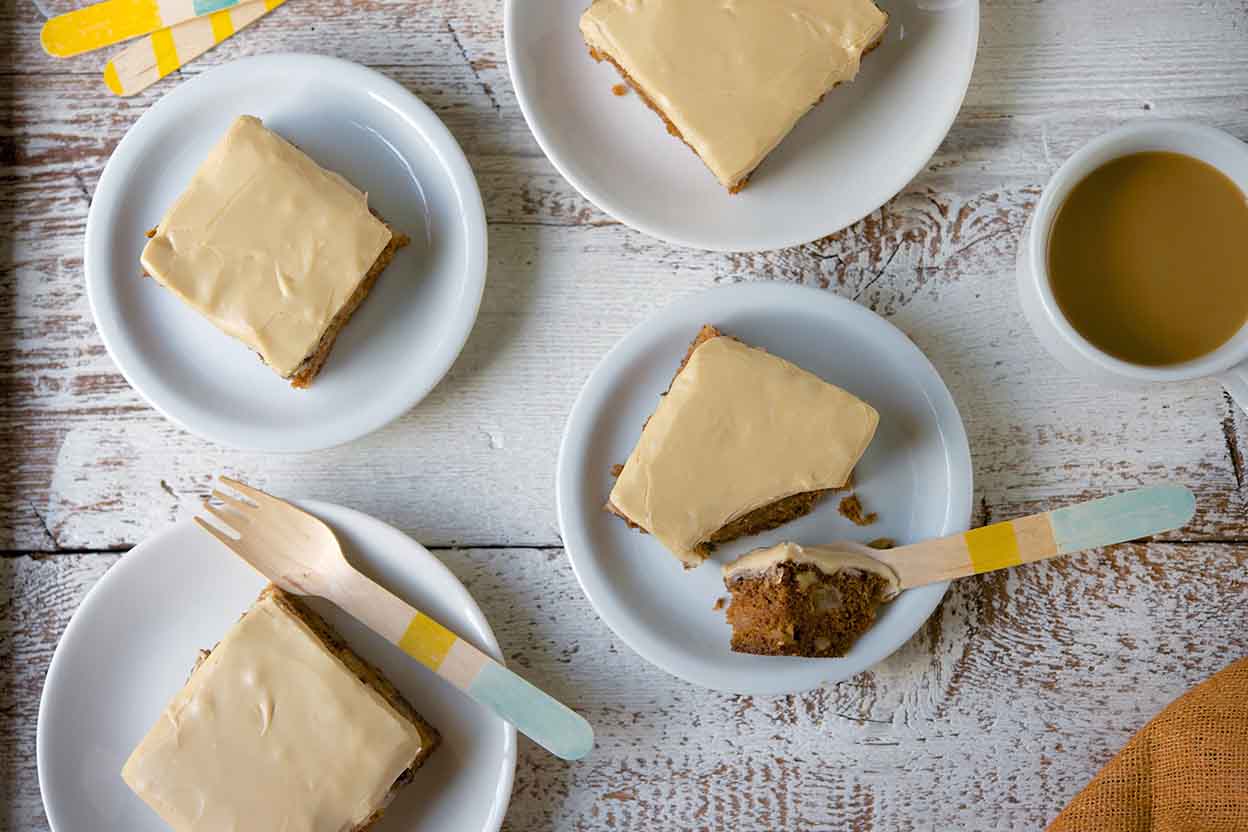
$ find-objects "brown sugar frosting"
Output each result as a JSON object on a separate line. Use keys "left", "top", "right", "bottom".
{"left": 579, "top": 0, "right": 889, "bottom": 189}
{"left": 140, "top": 115, "right": 393, "bottom": 378}
{"left": 724, "top": 541, "right": 901, "bottom": 599}
{"left": 121, "top": 591, "right": 426, "bottom": 831}
{"left": 608, "top": 335, "right": 879, "bottom": 567}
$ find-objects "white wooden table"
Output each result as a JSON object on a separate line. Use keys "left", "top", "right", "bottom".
{"left": 4, "top": 1, "right": 1248, "bottom": 828}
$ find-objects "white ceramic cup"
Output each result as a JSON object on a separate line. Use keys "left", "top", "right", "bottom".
{"left": 1017, "top": 120, "right": 1248, "bottom": 411}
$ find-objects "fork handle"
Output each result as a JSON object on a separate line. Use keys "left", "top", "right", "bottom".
{"left": 334, "top": 570, "right": 594, "bottom": 762}
{"left": 872, "top": 484, "right": 1195, "bottom": 588}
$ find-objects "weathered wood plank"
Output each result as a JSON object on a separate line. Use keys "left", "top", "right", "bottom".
{"left": 10, "top": 0, "right": 1248, "bottom": 92}
{"left": 6, "top": 73, "right": 1248, "bottom": 245}
{"left": 3, "top": 209, "right": 1246, "bottom": 552}
{"left": 5, "top": 542, "right": 1246, "bottom": 829}
{"left": 5, "top": 1, "right": 1248, "bottom": 826}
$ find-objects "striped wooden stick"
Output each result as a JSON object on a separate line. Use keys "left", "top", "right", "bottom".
{"left": 42, "top": 0, "right": 255, "bottom": 57}
{"left": 101, "top": 0, "right": 284, "bottom": 97}
{"left": 871, "top": 484, "right": 1196, "bottom": 589}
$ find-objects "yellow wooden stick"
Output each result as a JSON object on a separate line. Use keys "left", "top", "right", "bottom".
{"left": 42, "top": 0, "right": 250, "bottom": 58}
{"left": 102, "top": 0, "right": 284, "bottom": 97}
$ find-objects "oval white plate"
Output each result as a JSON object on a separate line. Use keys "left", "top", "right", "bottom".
{"left": 504, "top": 0, "right": 978, "bottom": 252}
{"left": 85, "top": 54, "right": 488, "bottom": 451}
{"left": 556, "top": 283, "right": 973, "bottom": 694}
{"left": 37, "top": 501, "right": 516, "bottom": 832}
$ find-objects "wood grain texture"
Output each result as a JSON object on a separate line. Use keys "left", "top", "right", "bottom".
{"left": 4, "top": 0, "right": 1248, "bottom": 550}
{"left": 5, "top": 544, "right": 1247, "bottom": 830}
{"left": 5, "top": 0, "right": 1248, "bottom": 828}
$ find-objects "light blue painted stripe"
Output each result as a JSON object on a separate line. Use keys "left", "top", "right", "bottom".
{"left": 467, "top": 661, "right": 594, "bottom": 761}
{"left": 192, "top": 0, "right": 239, "bottom": 16}
{"left": 1050, "top": 484, "right": 1195, "bottom": 554}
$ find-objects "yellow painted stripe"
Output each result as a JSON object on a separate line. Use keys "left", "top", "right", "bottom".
{"left": 41, "top": 0, "right": 162, "bottom": 58}
{"left": 102, "top": 0, "right": 284, "bottom": 97}
{"left": 102, "top": 61, "right": 124, "bottom": 95}
{"left": 150, "top": 27, "right": 180, "bottom": 77}
{"left": 398, "top": 612, "right": 458, "bottom": 669}
{"left": 208, "top": 8, "right": 234, "bottom": 41}
{"left": 964, "top": 521, "right": 1023, "bottom": 573}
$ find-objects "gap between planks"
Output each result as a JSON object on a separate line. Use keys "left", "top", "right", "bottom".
{"left": 0, "top": 543, "right": 570, "bottom": 558}
{"left": 5, "top": 539, "right": 1248, "bottom": 559}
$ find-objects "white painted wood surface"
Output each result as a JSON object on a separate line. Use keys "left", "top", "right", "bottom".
{"left": 3, "top": 0, "right": 1247, "bottom": 829}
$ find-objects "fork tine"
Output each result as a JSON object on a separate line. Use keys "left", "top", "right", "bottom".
{"left": 211, "top": 489, "right": 254, "bottom": 514}
{"left": 218, "top": 476, "right": 270, "bottom": 503}
{"left": 201, "top": 501, "right": 247, "bottom": 532}
{"left": 194, "top": 515, "right": 242, "bottom": 553}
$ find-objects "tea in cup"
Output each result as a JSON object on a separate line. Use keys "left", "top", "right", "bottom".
{"left": 1017, "top": 121, "right": 1248, "bottom": 410}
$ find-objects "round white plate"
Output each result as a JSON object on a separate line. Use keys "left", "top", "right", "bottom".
{"left": 85, "top": 54, "right": 488, "bottom": 451}
{"left": 37, "top": 501, "right": 516, "bottom": 832}
{"left": 505, "top": 0, "right": 979, "bottom": 252}
{"left": 556, "top": 283, "right": 973, "bottom": 694}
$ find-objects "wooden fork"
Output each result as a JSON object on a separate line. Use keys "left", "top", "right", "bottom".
{"left": 859, "top": 483, "right": 1196, "bottom": 588}
{"left": 195, "top": 476, "right": 594, "bottom": 761}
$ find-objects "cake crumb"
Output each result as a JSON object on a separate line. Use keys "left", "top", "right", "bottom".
{"left": 712, "top": 596, "right": 726, "bottom": 612}
{"left": 867, "top": 537, "right": 895, "bottom": 549}
{"left": 838, "top": 494, "right": 877, "bottom": 526}
{"left": 611, "top": 83, "right": 629, "bottom": 96}
{"left": 610, "top": 463, "right": 625, "bottom": 477}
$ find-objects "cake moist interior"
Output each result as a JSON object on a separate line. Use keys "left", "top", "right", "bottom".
{"left": 725, "top": 562, "right": 891, "bottom": 657}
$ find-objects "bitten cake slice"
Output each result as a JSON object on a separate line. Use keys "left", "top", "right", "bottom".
{"left": 608, "top": 326, "right": 879, "bottom": 568}
{"left": 723, "top": 542, "right": 900, "bottom": 657}
{"left": 140, "top": 115, "right": 409, "bottom": 388}
{"left": 579, "top": 0, "right": 889, "bottom": 192}
{"left": 122, "top": 586, "right": 439, "bottom": 832}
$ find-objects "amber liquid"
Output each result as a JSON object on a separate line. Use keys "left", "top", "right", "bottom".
{"left": 1047, "top": 151, "right": 1248, "bottom": 366}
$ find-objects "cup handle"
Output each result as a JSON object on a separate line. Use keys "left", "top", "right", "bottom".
{"left": 1219, "top": 362, "right": 1248, "bottom": 414}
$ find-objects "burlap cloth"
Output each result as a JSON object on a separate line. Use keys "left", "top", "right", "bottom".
{"left": 1048, "top": 657, "right": 1248, "bottom": 831}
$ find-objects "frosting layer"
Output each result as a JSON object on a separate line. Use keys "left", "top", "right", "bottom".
{"left": 580, "top": 0, "right": 889, "bottom": 188}
{"left": 609, "top": 335, "right": 879, "bottom": 567}
{"left": 141, "top": 115, "right": 393, "bottom": 377}
{"left": 723, "top": 541, "right": 901, "bottom": 599}
{"left": 121, "top": 592, "right": 425, "bottom": 832}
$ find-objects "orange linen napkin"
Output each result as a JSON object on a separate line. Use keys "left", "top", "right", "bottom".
{"left": 1048, "top": 657, "right": 1248, "bottom": 832}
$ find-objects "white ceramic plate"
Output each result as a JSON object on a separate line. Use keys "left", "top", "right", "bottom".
{"left": 37, "top": 501, "right": 516, "bottom": 832}
{"left": 85, "top": 54, "right": 488, "bottom": 451}
{"left": 505, "top": 0, "right": 978, "bottom": 252}
{"left": 556, "top": 283, "right": 973, "bottom": 694}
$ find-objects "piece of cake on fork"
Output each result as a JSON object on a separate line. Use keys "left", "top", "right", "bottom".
{"left": 140, "top": 115, "right": 409, "bottom": 387}
{"left": 579, "top": 0, "right": 890, "bottom": 192}
{"left": 122, "top": 586, "right": 439, "bottom": 832}
{"left": 722, "top": 542, "right": 900, "bottom": 657}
